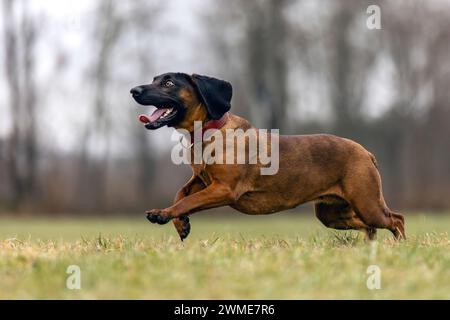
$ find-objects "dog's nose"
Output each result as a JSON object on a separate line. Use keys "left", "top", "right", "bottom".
{"left": 130, "top": 86, "right": 143, "bottom": 96}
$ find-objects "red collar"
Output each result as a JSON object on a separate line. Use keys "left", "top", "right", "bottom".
{"left": 190, "top": 112, "right": 229, "bottom": 143}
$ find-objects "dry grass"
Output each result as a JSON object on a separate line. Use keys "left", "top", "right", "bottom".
{"left": 0, "top": 214, "right": 449, "bottom": 299}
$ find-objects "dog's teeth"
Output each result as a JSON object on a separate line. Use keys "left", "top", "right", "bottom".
{"left": 160, "top": 108, "right": 172, "bottom": 119}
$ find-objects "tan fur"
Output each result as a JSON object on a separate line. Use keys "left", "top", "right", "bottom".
{"left": 173, "top": 88, "right": 209, "bottom": 132}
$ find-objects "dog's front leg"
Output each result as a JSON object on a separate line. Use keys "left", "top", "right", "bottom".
{"left": 172, "top": 190, "right": 191, "bottom": 241}
{"left": 146, "top": 181, "right": 235, "bottom": 226}
{"left": 171, "top": 175, "right": 206, "bottom": 240}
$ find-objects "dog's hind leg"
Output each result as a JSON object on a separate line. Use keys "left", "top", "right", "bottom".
{"left": 348, "top": 198, "right": 405, "bottom": 240}
{"left": 342, "top": 159, "right": 406, "bottom": 240}
{"left": 314, "top": 197, "right": 376, "bottom": 240}
{"left": 390, "top": 211, "right": 406, "bottom": 239}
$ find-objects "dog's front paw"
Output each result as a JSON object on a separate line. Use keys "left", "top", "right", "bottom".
{"left": 146, "top": 209, "right": 172, "bottom": 225}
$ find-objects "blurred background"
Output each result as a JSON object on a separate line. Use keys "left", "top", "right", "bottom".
{"left": 0, "top": 0, "right": 449, "bottom": 215}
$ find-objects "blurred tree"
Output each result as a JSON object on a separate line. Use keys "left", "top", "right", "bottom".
{"left": 327, "top": 1, "right": 379, "bottom": 139}
{"left": 76, "top": 0, "right": 125, "bottom": 212}
{"left": 74, "top": 0, "right": 163, "bottom": 212}
{"left": 381, "top": 1, "right": 450, "bottom": 208}
{"left": 2, "top": 0, "right": 39, "bottom": 210}
{"left": 206, "top": 0, "right": 290, "bottom": 130}
{"left": 244, "top": 0, "right": 289, "bottom": 129}
{"left": 128, "top": 1, "right": 163, "bottom": 205}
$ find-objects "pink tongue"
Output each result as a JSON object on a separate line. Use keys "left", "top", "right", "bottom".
{"left": 138, "top": 108, "right": 168, "bottom": 124}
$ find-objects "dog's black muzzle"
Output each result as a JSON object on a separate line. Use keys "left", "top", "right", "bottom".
{"left": 130, "top": 85, "right": 186, "bottom": 129}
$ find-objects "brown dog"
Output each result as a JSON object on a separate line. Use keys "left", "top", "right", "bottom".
{"left": 130, "top": 72, "right": 405, "bottom": 241}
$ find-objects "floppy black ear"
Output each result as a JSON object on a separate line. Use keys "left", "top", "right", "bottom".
{"left": 191, "top": 74, "right": 232, "bottom": 120}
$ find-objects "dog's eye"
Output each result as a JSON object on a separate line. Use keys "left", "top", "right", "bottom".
{"left": 164, "top": 80, "right": 174, "bottom": 87}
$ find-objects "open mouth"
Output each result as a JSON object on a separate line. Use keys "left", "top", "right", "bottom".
{"left": 138, "top": 106, "right": 179, "bottom": 129}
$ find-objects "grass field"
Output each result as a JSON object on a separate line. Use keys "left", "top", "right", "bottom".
{"left": 0, "top": 213, "right": 449, "bottom": 299}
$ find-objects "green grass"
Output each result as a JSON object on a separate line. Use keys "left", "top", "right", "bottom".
{"left": 0, "top": 213, "right": 449, "bottom": 299}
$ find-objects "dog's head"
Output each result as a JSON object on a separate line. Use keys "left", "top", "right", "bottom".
{"left": 130, "top": 73, "right": 232, "bottom": 131}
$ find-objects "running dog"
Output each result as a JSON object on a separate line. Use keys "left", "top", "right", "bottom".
{"left": 130, "top": 72, "right": 405, "bottom": 241}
